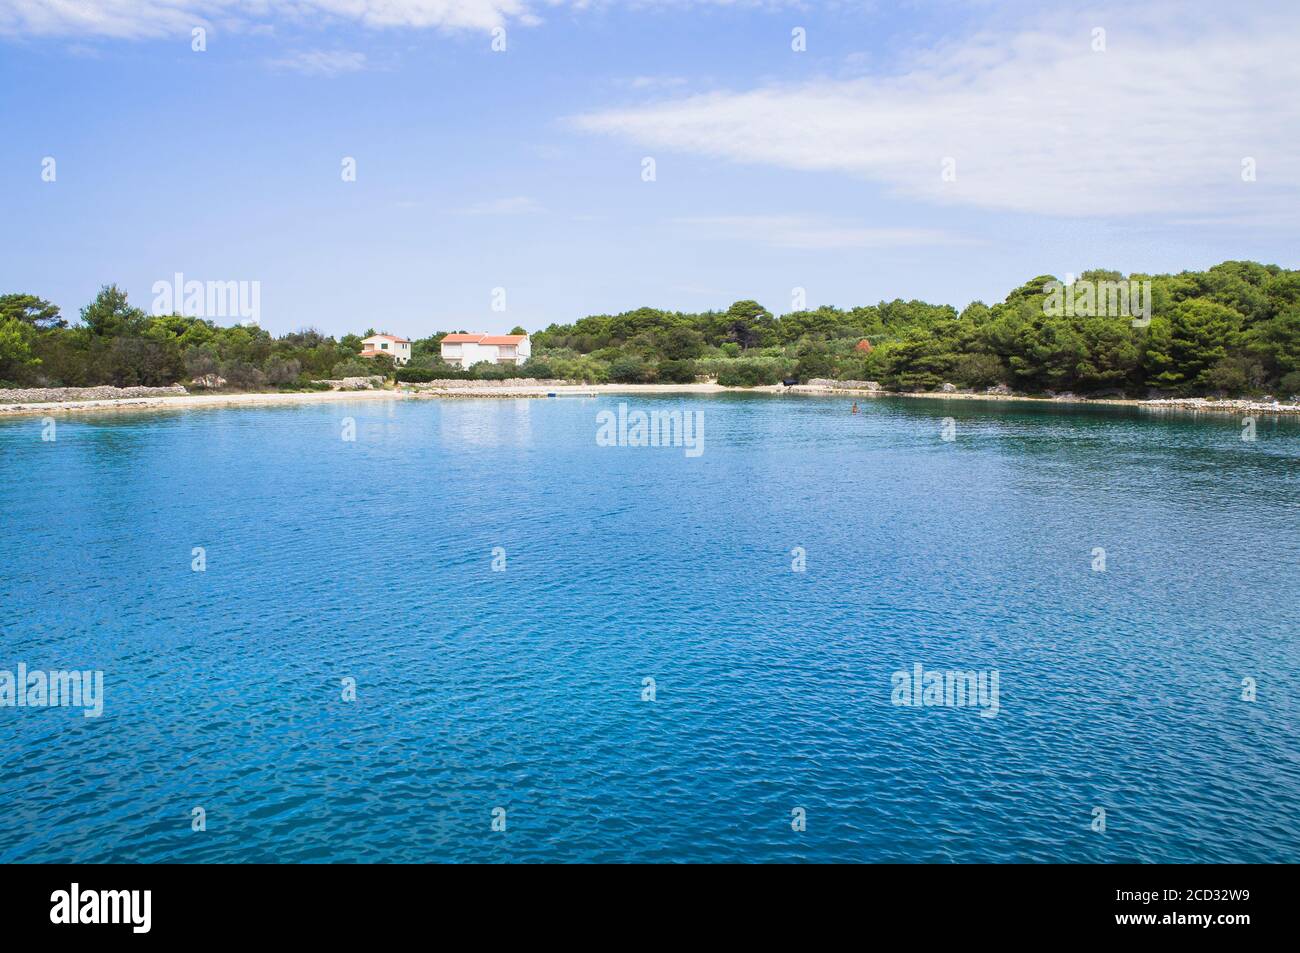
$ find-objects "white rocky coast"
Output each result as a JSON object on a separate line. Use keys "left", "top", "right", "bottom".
{"left": 0, "top": 385, "right": 188, "bottom": 404}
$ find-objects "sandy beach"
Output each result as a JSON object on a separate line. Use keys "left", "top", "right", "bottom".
{"left": 2, "top": 381, "right": 1298, "bottom": 418}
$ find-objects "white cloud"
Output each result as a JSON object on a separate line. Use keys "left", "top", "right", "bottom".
{"left": 0, "top": 0, "right": 790, "bottom": 36}
{"left": 458, "top": 196, "right": 546, "bottom": 214}
{"left": 0, "top": 0, "right": 796, "bottom": 37}
{"left": 0, "top": 0, "right": 213, "bottom": 37}
{"left": 305, "top": 0, "right": 532, "bottom": 30}
{"left": 573, "top": 2, "right": 1300, "bottom": 220}
{"left": 0, "top": 1, "right": 532, "bottom": 37}
{"left": 621, "top": 75, "right": 688, "bottom": 91}
{"left": 266, "top": 50, "right": 367, "bottom": 76}
{"left": 675, "top": 216, "right": 965, "bottom": 250}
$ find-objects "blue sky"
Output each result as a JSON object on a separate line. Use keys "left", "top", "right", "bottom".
{"left": 2, "top": 0, "right": 1298, "bottom": 337}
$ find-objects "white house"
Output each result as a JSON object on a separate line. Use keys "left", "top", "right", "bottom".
{"left": 360, "top": 334, "right": 412, "bottom": 364}
{"left": 440, "top": 333, "right": 531, "bottom": 368}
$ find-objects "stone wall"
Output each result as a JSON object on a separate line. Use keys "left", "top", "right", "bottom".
{"left": 311, "top": 376, "right": 386, "bottom": 391}
{"left": 0, "top": 385, "right": 188, "bottom": 404}
{"left": 803, "top": 379, "right": 882, "bottom": 392}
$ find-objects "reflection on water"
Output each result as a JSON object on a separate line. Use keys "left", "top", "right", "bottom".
{"left": 438, "top": 398, "right": 534, "bottom": 448}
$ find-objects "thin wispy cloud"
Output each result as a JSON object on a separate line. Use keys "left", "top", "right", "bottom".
{"left": 572, "top": 3, "right": 1300, "bottom": 221}
{"left": 0, "top": 1, "right": 530, "bottom": 37}
{"left": 0, "top": 0, "right": 783, "bottom": 38}
{"left": 676, "top": 216, "right": 965, "bottom": 250}
{"left": 266, "top": 50, "right": 367, "bottom": 76}
{"left": 621, "top": 75, "right": 688, "bottom": 91}
{"left": 458, "top": 196, "right": 546, "bottom": 215}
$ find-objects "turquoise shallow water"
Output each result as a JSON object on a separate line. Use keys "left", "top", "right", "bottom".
{"left": 1, "top": 394, "right": 1298, "bottom": 863}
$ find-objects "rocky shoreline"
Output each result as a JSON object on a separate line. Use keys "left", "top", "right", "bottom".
{"left": 0, "top": 385, "right": 189, "bottom": 404}
{"left": 786, "top": 382, "right": 1300, "bottom": 415}
{"left": 2, "top": 380, "right": 1299, "bottom": 417}
{"left": 0, "top": 388, "right": 398, "bottom": 417}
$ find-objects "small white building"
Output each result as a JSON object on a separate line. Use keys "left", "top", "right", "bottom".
{"left": 360, "top": 334, "right": 412, "bottom": 364}
{"left": 440, "top": 333, "right": 531, "bottom": 368}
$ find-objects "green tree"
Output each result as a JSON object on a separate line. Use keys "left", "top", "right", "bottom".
{"left": 81, "top": 285, "right": 146, "bottom": 337}
{"left": 659, "top": 326, "right": 705, "bottom": 360}
{"left": 0, "top": 318, "right": 40, "bottom": 382}
{"left": 0, "top": 293, "right": 65, "bottom": 329}
{"left": 608, "top": 354, "right": 651, "bottom": 383}
{"left": 722, "top": 300, "right": 775, "bottom": 350}
{"left": 1145, "top": 300, "right": 1243, "bottom": 394}
{"left": 657, "top": 359, "right": 697, "bottom": 383}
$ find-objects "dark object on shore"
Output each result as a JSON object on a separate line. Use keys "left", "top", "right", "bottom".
{"left": 782, "top": 377, "right": 799, "bottom": 387}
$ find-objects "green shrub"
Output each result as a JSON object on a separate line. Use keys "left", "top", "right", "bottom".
{"left": 949, "top": 352, "right": 1006, "bottom": 389}
{"left": 220, "top": 360, "right": 266, "bottom": 390}
{"left": 609, "top": 355, "right": 651, "bottom": 383}
{"left": 717, "top": 359, "right": 783, "bottom": 387}
{"left": 657, "top": 359, "right": 697, "bottom": 383}
{"left": 521, "top": 358, "right": 555, "bottom": 378}
{"left": 396, "top": 365, "right": 470, "bottom": 382}
{"left": 331, "top": 358, "right": 374, "bottom": 378}
{"left": 1201, "top": 355, "right": 1265, "bottom": 395}
{"left": 794, "top": 351, "right": 834, "bottom": 382}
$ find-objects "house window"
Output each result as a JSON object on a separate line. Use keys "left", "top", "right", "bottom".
{"left": 381, "top": 342, "right": 389, "bottom": 350}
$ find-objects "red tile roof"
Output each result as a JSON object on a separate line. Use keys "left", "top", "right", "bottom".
{"left": 441, "top": 333, "right": 528, "bottom": 345}
{"left": 363, "top": 334, "right": 410, "bottom": 344}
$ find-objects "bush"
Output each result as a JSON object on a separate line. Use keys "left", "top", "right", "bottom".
{"left": 396, "top": 365, "right": 470, "bottom": 382}
{"left": 949, "top": 352, "right": 1006, "bottom": 389}
{"left": 331, "top": 358, "right": 374, "bottom": 378}
{"left": 521, "top": 358, "right": 554, "bottom": 379}
{"left": 794, "top": 351, "right": 834, "bottom": 382}
{"left": 265, "top": 357, "right": 301, "bottom": 386}
{"left": 1279, "top": 369, "right": 1300, "bottom": 397}
{"left": 1201, "top": 355, "right": 1265, "bottom": 395}
{"left": 657, "top": 359, "right": 697, "bottom": 383}
{"left": 469, "top": 361, "right": 511, "bottom": 380}
{"left": 184, "top": 346, "right": 219, "bottom": 378}
{"left": 549, "top": 355, "right": 608, "bottom": 383}
{"left": 716, "top": 359, "right": 783, "bottom": 387}
{"left": 220, "top": 360, "right": 267, "bottom": 390}
{"left": 609, "top": 355, "right": 651, "bottom": 383}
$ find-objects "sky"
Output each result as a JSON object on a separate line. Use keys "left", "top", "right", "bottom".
{"left": 1, "top": 0, "right": 1298, "bottom": 338}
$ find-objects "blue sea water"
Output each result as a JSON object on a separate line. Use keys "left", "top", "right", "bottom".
{"left": 1, "top": 394, "right": 1298, "bottom": 864}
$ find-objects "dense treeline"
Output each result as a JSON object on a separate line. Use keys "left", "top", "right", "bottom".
{"left": 4, "top": 261, "right": 1299, "bottom": 396}
{"left": 531, "top": 261, "right": 1300, "bottom": 396}
{"left": 0, "top": 286, "right": 417, "bottom": 391}
{"left": 0, "top": 286, "right": 530, "bottom": 390}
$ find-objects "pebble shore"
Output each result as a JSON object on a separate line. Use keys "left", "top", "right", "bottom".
{"left": 2, "top": 381, "right": 1298, "bottom": 417}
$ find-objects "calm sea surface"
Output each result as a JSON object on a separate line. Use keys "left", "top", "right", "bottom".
{"left": 1, "top": 394, "right": 1297, "bottom": 863}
